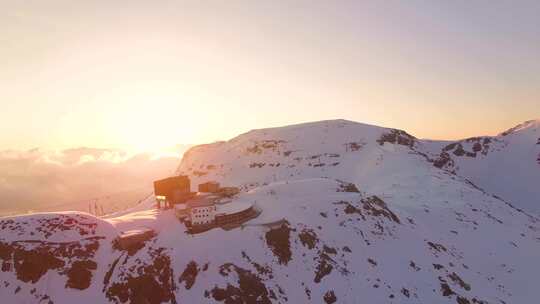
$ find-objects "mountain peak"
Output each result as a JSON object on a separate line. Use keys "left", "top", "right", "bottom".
{"left": 232, "top": 119, "right": 412, "bottom": 145}
{"left": 499, "top": 119, "right": 540, "bottom": 136}
{"left": 244, "top": 119, "right": 384, "bottom": 134}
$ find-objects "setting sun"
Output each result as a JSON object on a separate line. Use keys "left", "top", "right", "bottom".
{"left": 96, "top": 83, "right": 203, "bottom": 152}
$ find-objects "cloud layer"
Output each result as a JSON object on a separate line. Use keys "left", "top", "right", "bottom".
{"left": 0, "top": 147, "right": 189, "bottom": 215}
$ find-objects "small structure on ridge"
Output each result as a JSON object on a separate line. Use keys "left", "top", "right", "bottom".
{"left": 153, "top": 175, "right": 193, "bottom": 209}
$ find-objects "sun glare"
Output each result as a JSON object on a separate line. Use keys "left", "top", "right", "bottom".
{"left": 93, "top": 83, "right": 205, "bottom": 153}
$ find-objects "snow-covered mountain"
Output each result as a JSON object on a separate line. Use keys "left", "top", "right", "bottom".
{"left": 425, "top": 119, "right": 540, "bottom": 214}
{"left": 1, "top": 119, "right": 539, "bottom": 304}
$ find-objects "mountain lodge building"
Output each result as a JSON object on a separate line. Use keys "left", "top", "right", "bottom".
{"left": 153, "top": 176, "right": 258, "bottom": 233}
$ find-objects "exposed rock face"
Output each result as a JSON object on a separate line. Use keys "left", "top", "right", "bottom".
{"left": 441, "top": 137, "right": 493, "bottom": 158}
{"left": 8, "top": 243, "right": 66, "bottom": 283}
{"left": 323, "top": 290, "right": 337, "bottom": 303}
{"left": 377, "top": 129, "right": 416, "bottom": 148}
{"left": 105, "top": 246, "right": 176, "bottom": 304}
{"left": 433, "top": 152, "right": 454, "bottom": 170}
{"left": 265, "top": 223, "right": 292, "bottom": 265}
{"left": 0, "top": 213, "right": 111, "bottom": 302}
{"left": 0, "top": 216, "right": 103, "bottom": 286}
{"left": 499, "top": 120, "right": 538, "bottom": 136}
{"left": 66, "top": 260, "right": 98, "bottom": 290}
{"left": 298, "top": 229, "right": 318, "bottom": 250}
{"left": 178, "top": 261, "right": 199, "bottom": 290}
{"left": 361, "top": 196, "right": 400, "bottom": 224}
{"left": 210, "top": 263, "right": 273, "bottom": 304}
{"left": 337, "top": 181, "right": 360, "bottom": 193}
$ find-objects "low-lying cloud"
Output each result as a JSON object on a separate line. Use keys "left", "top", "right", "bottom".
{"left": 0, "top": 146, "right": 190, "bottom": 216}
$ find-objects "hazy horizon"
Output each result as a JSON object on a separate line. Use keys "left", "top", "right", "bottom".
{"left": 0, "top": 144, "right": 192, "bottom": 216}
{"left": 2, "top": 118, "right": 538, "bottom": 153}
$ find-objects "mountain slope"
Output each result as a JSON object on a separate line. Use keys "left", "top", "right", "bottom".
{"left": 1, "top": 119, "right": 539, "bottom": 304}
{"left": 425, "top": 119, "right": 540, "bottom": 213}
{"left": 177, "top": 120, "right": 420, "bottom": 193}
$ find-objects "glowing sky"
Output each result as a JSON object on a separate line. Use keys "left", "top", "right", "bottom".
{"left": 1, "top": 0, "right": 539, "bottom": 152}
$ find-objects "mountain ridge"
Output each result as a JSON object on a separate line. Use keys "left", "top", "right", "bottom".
{"left": 178, "top": 118, "right": 539, "bottom": 214}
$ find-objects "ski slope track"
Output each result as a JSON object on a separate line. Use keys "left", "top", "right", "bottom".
{"left": 1, "top": 119, "right": 539, "bottom": 303}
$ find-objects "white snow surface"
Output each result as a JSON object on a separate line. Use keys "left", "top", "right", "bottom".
{"left": 422, "top": 119, "right": 540, "bottom": 214}
{"left": 1, "top": 119, "right": 539, "bottom": 304}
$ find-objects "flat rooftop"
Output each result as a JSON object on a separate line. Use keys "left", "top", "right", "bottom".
{"left": 172, "top": 193, "right": 253, "bottom": 215}
{"left": 186, "top": 193, "right": 220, "bottom": 208}
{"left": 216, "top": 200, "right": 253, "bottom": 215}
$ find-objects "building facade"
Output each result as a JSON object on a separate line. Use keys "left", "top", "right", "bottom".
{"left": 198, "top": 181, "right": 220, "bottom": 193}
{"left": 153, "top": 175, "right": 191, "bottom": 208}
{"left": 189, "top": 204, "right": 217, "bottom": 225}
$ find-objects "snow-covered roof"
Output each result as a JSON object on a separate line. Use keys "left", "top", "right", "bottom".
{"left": 216, "top": 200, "right": 253, "bottom": 215}
{"left": 187, "top": 193, "right": 220, "bottom": 208}
{"left": 174, "top": 204, "right": 187, "bottom": 210}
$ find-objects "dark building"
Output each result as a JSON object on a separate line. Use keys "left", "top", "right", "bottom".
{"left": 154, "top": 175, "right": 191, "bottom": 208}
{"left": 198, "top": 181, "right": 220, "bottom": 193}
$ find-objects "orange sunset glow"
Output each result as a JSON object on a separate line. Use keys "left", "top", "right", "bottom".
{"left": 2, "top": 1, "right": 539, "bottom": 153}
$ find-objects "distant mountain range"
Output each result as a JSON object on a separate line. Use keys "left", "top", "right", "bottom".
{"left": 1, "top": 119, "right": 539, "bottom": 304}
